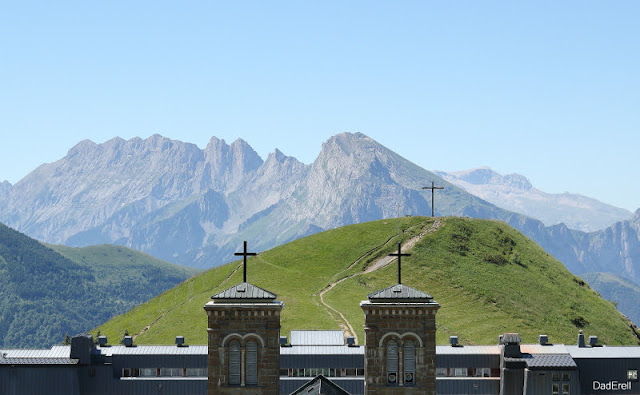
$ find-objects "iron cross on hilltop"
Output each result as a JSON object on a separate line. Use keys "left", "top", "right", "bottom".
{"left": 389, "top": 242, "right": 411, "bottom": 284}
{"left": 234, "top": 240, "right": 257, "bottom": 283}
{"left": 422, "top": 181, "right": 444, "bottom": 217}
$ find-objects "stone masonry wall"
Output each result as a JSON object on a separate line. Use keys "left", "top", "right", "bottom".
{"left": 205, "top": 303, "right": 282, "bottom": 395}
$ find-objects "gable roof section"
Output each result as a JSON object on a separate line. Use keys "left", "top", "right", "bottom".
{"left": 367, "top": 283, "right": 433, "bottom": 302}
{"left": 289, "top": 374, "right": 350, "bottom": 395}
{"left": 211, "top": 282, "right": 276, "bottom": 302}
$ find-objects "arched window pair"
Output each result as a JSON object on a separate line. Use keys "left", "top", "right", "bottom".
{"left": 228, "top": 339, "right": 259, "bottom": 386}
{"left": 386, "top": 339, "right": 416, "bottom": 386}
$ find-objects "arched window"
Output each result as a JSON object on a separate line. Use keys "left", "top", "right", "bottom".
{"left": 229, "top": 340, "right": 241, "bottom": 385}
{"left": 246, "top": 341, "right": 258, "bottom": 386}
{"left": 404, "top": 340, "right": 416, "bottom": 385}
{"left": 386, "top": 340, "right": 398, "bottom": 385}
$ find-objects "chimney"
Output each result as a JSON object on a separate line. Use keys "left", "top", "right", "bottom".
{"left": 175, "top": 336, "right": 185, "bottom": 347}
{"left": 538, "top": 335, "right": 549, "bottom": 345}
{"left": 346, "top": 336, "right": 356, "bottom": 347}
{"left": 98, "top": 336, "right": 108, "bottom": 347}
{"left": 577, "top": 330, "right": 586, "bottom": 348}
{"left": 589, "top": 336, "right": 599, "bottom": 347}
{"left": 449, "top": 336, "right": 459, "bottom": 347}
{"left": 70, "top": 334, "right": 95, "bottom": 365}
{"left": 502, "top": 333, "right": 522, "bottom": 358}
{"left": 279, "top": 336, "right": 288, "bottom": 347}
{"left": 123, "top": 336, "right": 133, "bottom": 347}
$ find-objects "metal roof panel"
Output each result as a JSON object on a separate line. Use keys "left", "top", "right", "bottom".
{"left": 290, "top": 331, "right": 345, "bottom": 346}
{"left": 211, "top": 282, "right": 276, "bottom": 300}
{"left": 367, "top": 284, "right": 433, "bottom": 302}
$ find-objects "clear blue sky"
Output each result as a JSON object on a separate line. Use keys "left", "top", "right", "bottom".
{"left": 1, "top": 2, "right": 638, "bottom": 211}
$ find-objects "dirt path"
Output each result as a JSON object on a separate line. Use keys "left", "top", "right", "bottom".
{"left": 317, "top": 219, "right": 443, "bottom": 343}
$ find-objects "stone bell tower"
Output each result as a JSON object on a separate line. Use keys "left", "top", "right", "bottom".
{"left": 203, "top": 242, "right": 283, "bottom": 395}
{"left": 360, "top": 243, "right": 440, "bottom": 394}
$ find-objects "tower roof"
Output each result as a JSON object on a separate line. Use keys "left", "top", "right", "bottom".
{"left": 367, "top": 283, "right": 433, "bottom": 303}
{"left": 211, "top": 282, "right": 276, "bottom": 302}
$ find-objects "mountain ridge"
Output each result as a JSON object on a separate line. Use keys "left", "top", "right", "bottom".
{"left": 2, "top": 133, "right": 640, "bottom": 292}
{"left": 435, "top": 167, "right": 632, "bottom": 232}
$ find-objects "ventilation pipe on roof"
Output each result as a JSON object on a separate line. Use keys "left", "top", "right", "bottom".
{"left": 577, "top": 330, "right": 586, "bottom": 348}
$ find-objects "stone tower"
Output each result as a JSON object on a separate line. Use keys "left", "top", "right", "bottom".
{"left": 361, "top": 283, "right": 440, "bottom": 394}
{"left": 204, "top": 282, "right": 283, "bottom": 395}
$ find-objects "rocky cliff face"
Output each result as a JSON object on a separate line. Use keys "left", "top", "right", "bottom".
{"left": 436, "top": 167, "right": 632, "bottom": 232}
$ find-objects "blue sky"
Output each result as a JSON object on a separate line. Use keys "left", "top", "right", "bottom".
{"left": 1, "top": 2, "right": 638, "bottom": 211}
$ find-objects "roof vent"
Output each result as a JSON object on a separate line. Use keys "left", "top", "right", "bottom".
{"left": 589, "top": 336, "right": 599, "bottom": 347}
{"left": 449, "top": 336, "right": 459, "bottom": 347}
{"left": 123, "top": 336, "right": 133, "bottom": 347}
{"left": 577, "top": 330, "right": 586, "bottom": 348}
{"left": 538, "top": 335, "right": 549, "bottom": 345}
{"left": 503, "top": 333, "right": 521, "bottom": 345}
{"left": 280, "top": 336, "right": 288, "bottom": 347}
{"left": 346, "top": 336, "right": 356, "bottom": 347}
{"left": 98, "top": 336, "right": 108, "bottom": 347}
{"left": 175, "top": 336, "right": 185, "bottom": 347}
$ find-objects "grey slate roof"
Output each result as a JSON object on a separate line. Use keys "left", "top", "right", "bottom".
{"left": 566, "top": 345, "right": 640, "bottom": 358}
{"left": 289, "top": 374, "right": 350, "bottom": 395}
{"left": 211, "top": 282, "right": 276, "bottom": 301}
{"left": 367, "top": 283, "right": 433, "bottom": 302}
{"left": 0, "top": 346, "right": 78, "bottom": 365}
{"left": 96, "top": 345, "right": 208, "bottom": 357}
{"left": 523, "top": 353, "right": 577, "bottom": 369}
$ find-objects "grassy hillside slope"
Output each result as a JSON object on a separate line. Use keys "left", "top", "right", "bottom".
{"left": 582, "top": 272, "right": 640, "bottom": 327}
{"left": 93, "top": 217, "right": 639, "bottom": 346}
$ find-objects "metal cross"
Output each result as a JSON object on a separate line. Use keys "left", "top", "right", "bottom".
{"left": 422, "top": 181, "right": 444, "bottom": 217}
{"left": 389, "top": 242, "right": 411, "bottom": 284}
{"left": 234, "top": 240, "right": 257, "bottom": 283}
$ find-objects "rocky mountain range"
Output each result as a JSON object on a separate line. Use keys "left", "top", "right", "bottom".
{"left": 435, "top": 167, "right": 632, "bottom": 232}
{"left": 1, "top": 133, "right": 639, "bottom": 290}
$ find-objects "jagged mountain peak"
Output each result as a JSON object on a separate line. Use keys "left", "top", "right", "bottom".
{"left": 66, "top": 139, "right": 98, "bottom": 157}
{"left": 319, "top": 132, "right": 377, "bottom": 157}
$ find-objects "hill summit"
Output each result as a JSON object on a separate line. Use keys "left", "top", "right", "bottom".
{"left": 94, "top": 217, "right": 639, "bottom": 346}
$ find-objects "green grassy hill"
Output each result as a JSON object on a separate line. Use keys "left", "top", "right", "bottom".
{"left": 0, "top": 222, "right": 197, "bottom": 348}
{"left": 93, "top": 217, "right": 640, "bottom": 346}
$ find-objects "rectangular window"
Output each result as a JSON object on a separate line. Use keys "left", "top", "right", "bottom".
{"left": 185, "top": 368, "right": 207, "bottom": 377}
{"left": 122, "top": 368, "right": 131, "bottom": 377}
{"left": 562, "top": 383, "right": 570, "bottom": 395}
{"left": 140, "top": 368, "right": 157, "bottom": 377}
{"left": 475, "top": 367, "right": 491, "bottom": 377}
{"left": 453, "top": 368, "right": 468, "bottom": 377}
{"left": 435, "top": 367, "right": 448, "bottom": 377}
{"left": 552, "top": 383, "right": 559, "bottom": 395}
{"left": 160, "top": 368, "right": 184, "bottom": 377}
{"left": 629, "top": 370, "right": 638, "bottom": 381}
{"left": 562, "top": 372, "right": 570, "bottom": 381}
{"left": 552, "top": 372, "right": 560, "bottom": 381}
